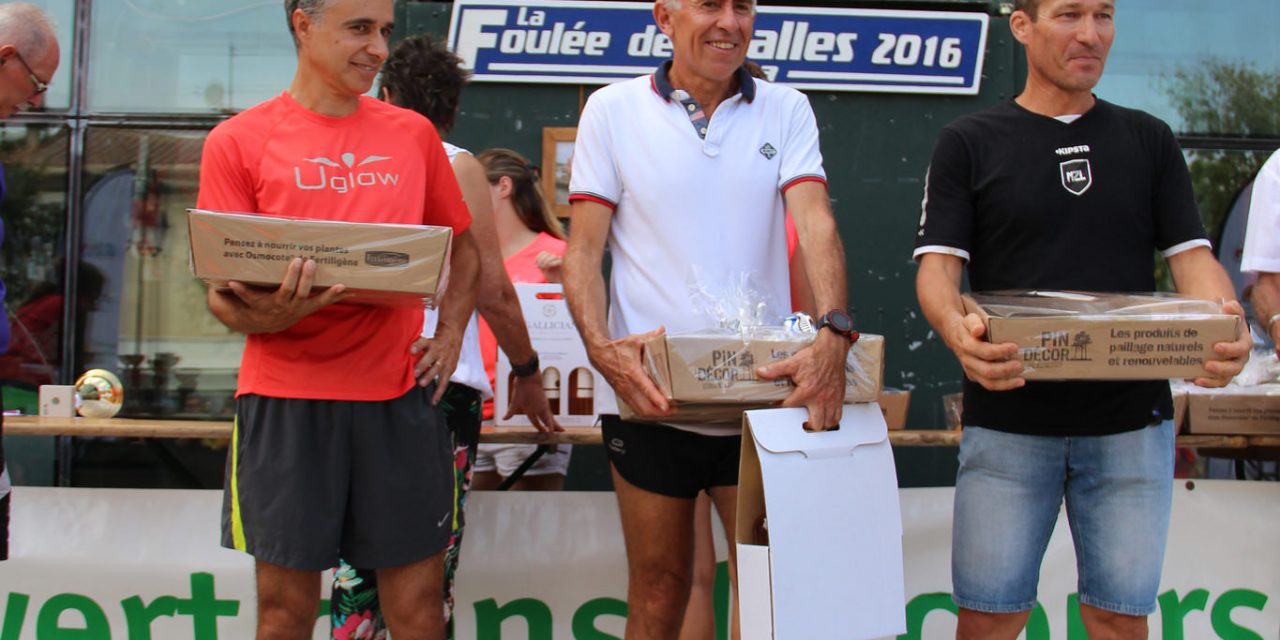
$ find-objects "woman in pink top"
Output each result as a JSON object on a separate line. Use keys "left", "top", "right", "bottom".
{"left": 474, "top": 148, "right": 571, "bottom": 490}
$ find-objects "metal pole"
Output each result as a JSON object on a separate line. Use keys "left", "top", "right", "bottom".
{"left": 54, "top": 0, "right": 95, "bottom": 487}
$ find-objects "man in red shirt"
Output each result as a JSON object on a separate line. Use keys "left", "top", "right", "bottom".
{"left": 197, "top": 1, "right": 478, "bottom": 638}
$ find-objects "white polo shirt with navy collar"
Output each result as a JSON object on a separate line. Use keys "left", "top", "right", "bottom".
{"left": 570, "top": 62, "right": 827, "bottom": 433}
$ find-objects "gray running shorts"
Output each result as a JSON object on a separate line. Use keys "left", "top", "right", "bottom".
{"left": 221, "top": 384, "right": 453, "bottom": 571}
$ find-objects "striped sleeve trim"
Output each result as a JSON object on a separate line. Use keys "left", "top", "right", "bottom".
{"left": 782, "top": 175, "right": 828, "bottom": 192}
{"left": 1162, "top": 238, "right": 1212, "bottom": 258}
{"left": 568, "top": 192, "right": 617, "bottom": 210}
{"left": 913, "top": 245, "right": 971, "bottom": 263}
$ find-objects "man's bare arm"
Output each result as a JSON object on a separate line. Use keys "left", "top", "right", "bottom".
{"left": 756, "top": 181, "right": 849, "bottom": 430}
{"left": 1251, "top": 272, "right": 1280, "bottom": 353}
{"left": 412, "top": 228, "right": 480, "bottom": 403}
{"left": 915, "top": 253, "right": 1023, "bottom": 390}
{"left": 451, "top": 152, "right": 559, "bottom": 430}
{"left": 562, "top": 199, "right": 672, "bottom": 417}
{"left": 1168, "top": 246, "right": 1251, "bottom": 387}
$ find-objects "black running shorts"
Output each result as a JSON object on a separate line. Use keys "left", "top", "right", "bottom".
{"left": 601, "top": 415, "right": 741, "bottom": 499}
{"left": 222, "top": 384, "right": 453, "bottom": 571}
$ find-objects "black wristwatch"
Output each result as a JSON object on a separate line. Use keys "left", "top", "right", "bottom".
{"left": 511, "top": 352, "right": 540, "bottom": 378}
{"left": 816, "top": 309, "right": 859, "bottom": 344}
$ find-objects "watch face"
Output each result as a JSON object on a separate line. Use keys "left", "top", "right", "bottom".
{"left": 827, "top": 310, "right": 853, "bottom": 333}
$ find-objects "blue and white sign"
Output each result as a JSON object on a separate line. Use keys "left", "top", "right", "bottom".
{"left": 448, "top": 0, "right": 990, "bottom": 95}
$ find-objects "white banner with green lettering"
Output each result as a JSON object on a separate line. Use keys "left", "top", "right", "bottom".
{"left": 0, "top": 482, "right": 1275, "bottom": 639}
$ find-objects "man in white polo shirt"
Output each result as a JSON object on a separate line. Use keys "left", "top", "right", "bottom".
{"left": 562, "top": 0, "right": 853, "bottom": 635}
{"left": 1243, "top": 148, "right": 1280, "bottom": 354}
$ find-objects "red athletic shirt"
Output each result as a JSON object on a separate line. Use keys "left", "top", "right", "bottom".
{"left": 196, "top": 93, "right": 471, "bottom": 401}
{"left": 478, "top": 232, "right": 567, "bottom": 418}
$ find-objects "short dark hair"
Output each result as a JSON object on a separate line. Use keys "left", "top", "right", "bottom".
{"left": 1013, "top": 0, "right": 1041, "bottom": 19}
{"left": 284, "top": 0, "right": 327, "bottom": 47}
{"left": 379, "top": 35, "right": 471, "bottom": 134}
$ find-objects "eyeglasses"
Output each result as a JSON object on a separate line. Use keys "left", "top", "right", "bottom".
{"left": 10, "top": 50, "right": 48, "bottom": 96}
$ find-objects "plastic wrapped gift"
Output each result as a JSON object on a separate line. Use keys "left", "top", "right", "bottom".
{"left": 622, "top": 327, "right": 884, "bottom": 424}
{"left": 962, "top": 291, "right": 1239, "bottom": 380}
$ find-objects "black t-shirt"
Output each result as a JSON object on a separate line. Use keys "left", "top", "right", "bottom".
{"left": 915, "top": 98, "right": 1207, "bottom": 436}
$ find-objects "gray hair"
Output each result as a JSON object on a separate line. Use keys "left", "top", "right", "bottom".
{"left": 285, "top": 0, "right": 327, "bottom": 47}
{"left": 0, "top": 3, "right": 56, "bottom": 59}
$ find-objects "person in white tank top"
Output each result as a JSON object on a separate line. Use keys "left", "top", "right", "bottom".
{"left": 329, "top": 34, "right": 561, "bottom": 640}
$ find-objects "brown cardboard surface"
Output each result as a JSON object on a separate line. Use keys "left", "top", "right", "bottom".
{"left": 1172, "top": 389, "right": 1188, "bottom": 433}
{"left": 962, "top": 294, "right": 1239, "bottom": 380}
{"left": 187, "top": 209, "right": 452, "bottom": 307}
{"left": 736, "top": 413, "right": 767, "bottom": 545}
{"left": 623, "top": 332, "right": 884, "bottom": 423}
{"left": 495, "top": 284, "right": 617, "bottom": 427}
{"left": 878, "top": 389, "right": 911, "bottom": 431}
{"left": 1186, "top": 385, "right": 1280, "bottom": 435}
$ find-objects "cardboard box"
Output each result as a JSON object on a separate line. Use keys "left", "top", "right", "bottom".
{"left": 1171, "top": 385, "right": 1189, "bottom": 433}
{"left": 1185, "top": 384, "right": 1280, "bottom": 435}
{"left": 878, "top": 388, "right": 911, "bottom": 430}
{"left": 495, "top": 284, "right": 617, "bottom": 427}
{"left": 39, "top": 385, "right": 75, "bottom": 417}
{"left": 623, "top": 331, "right": 884, "bottom": 423}
{"left": 962, "top": 292, "right": 1239, "bottom": 380}
{"left": 187, "top": 209, "right": 452, "bottom": 307}
{"left": 736, "top": 405, "right": 905, "bottom": 639}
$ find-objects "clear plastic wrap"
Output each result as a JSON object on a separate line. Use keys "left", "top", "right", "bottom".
{"left": 968, "top": 290, "right": 1222, "bottom": 319}
{"left": 621, "top": 270, "right": 884, "bottom": 424}
{"left": 1233, "top": 349, "right": 1280, "bottom": 387}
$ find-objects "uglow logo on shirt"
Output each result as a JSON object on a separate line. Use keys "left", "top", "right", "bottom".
{"left": 294, "top": 152, "right": 400, "bottom": 194}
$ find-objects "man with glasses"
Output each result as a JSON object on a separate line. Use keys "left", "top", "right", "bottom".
{"left": 0, "top": 3, "right": 56, "bottom": 117}
{"left": 0, "top": 1, "right": 59, "bottom": 561}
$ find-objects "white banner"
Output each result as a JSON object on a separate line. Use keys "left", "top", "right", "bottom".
{"left": 0, "top": 482, "right": 1276, "bottom": 639}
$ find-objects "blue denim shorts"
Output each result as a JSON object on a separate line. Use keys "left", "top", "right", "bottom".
{"left": 951, "top": 421, "right": 1174, "bottom": 616}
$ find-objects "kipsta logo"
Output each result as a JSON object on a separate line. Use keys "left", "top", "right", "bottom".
{"left": 1059, "top": 158, "right": 1092, "bottom": 196}
{"left": 294, "top": 152, "right": 398, "bottom": 194}
{"left": 759, "top": 143, "right": 777, "bottom": 160}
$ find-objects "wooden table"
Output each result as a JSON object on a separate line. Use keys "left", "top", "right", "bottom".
{"left": 7, "top": 416, "right": 1276, "bottom": 448}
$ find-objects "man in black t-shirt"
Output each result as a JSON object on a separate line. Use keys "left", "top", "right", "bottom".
{"left": 913, "top": 1, "right": 1251, "bottom": 638}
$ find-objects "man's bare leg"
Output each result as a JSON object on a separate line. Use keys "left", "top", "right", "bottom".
{"left": 378, "top": 551, "right": 448, "bottom": 640}
{"left": 1080, "top": 604, "right": 1148, "bottom": 640}
{"left": 956, "top": 609, "right": 1031, "bottom": 640}
{"left": 255, "top": 560, "right": 321, "bottom": 640}
{"left": 707, "top": 484, "right": 740, "bottom": 640}
{"left": 678, "top": 492, "right": 716, "bottom": 640}
{"left": 612, "top": 466, "right": 697, "bottom": 640}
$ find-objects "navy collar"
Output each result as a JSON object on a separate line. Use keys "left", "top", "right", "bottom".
{"left": 651, "top": 60, "right": 756, "bottom": 104}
